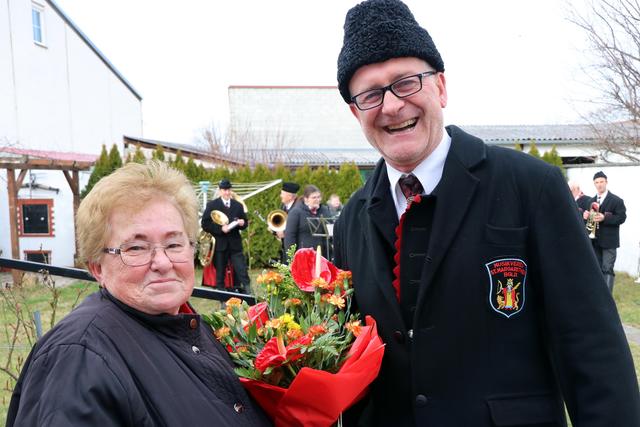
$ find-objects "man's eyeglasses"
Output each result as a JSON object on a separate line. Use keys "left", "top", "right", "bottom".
{"left": 103, "top": 238, "right": 195, "bottom": 267}
{"left": 350, "top": 71, "right": 437, "bottom": 111}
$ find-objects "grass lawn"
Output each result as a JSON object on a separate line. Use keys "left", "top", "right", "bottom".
{"left": 1, "top": 270, "right": 639, "bottom": 424}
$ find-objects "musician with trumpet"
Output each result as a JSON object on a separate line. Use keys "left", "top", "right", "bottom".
{"left": 269, "top": 181, "right": 300, "bottom": 263}
{"left": 582, "top": 171, "right": 627, "bottom": 292}
{"left": 201, "top": 179, "right": 250, "bottom": 292}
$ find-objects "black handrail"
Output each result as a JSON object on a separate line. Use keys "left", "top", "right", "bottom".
{"left": 0, "top": 257, "right": 255, "bottom": 304}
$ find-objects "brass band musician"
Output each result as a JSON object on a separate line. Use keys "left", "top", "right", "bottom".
{"left": 201, "top": 179, "right": 250, "bottom": 292}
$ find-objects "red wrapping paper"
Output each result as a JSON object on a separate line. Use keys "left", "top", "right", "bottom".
{"left": 241, "top": 316, "right": 385, "bottom": 427}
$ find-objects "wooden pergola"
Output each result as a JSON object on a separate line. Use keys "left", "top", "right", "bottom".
{"left": 1, "top": 148, "right": 96, "bottom": 278}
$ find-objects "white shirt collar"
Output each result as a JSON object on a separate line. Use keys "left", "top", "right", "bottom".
{"left": 597, "top": 191, "right": 608, "bottom": 202}
{"left": 386, "top": 129, "right": 452, "bottom": 218}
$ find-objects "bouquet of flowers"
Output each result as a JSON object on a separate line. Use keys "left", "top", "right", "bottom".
{"left": 203, "top": 247, "right": 385, "bottom": 427}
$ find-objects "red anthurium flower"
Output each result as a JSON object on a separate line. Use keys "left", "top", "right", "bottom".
{"left": 247, "top": 302, "right": 269, "bottom": 329}
{"left": 291, "top": 248, "right": 341, "bottom": 292}
{"left": 254, "top": 335, "right": 312, "bottom": 373}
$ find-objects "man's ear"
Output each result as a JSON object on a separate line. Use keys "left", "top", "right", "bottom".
{"left": 87, "top": 262, "right": 103, "bottom": 284}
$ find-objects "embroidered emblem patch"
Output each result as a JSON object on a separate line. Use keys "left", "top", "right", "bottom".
{"left": 485, "top": 258, "right": 527, "bottom": 318}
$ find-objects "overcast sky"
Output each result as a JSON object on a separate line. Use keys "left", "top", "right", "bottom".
{"left": 54, "top": 0, "right": 594, "bottom": 144}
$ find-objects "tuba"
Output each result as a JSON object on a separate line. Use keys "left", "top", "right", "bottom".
{"left": 197, "top": 230, "right": 215, "bottom": 266}
{"left": 267, "top": 209, "right": 287, "bottom": 233}
{"left": 586, "top": 201, "right": 600, "bottom": 239}
{"left": 196, "top": 210, "right": 230, "bottom": 266}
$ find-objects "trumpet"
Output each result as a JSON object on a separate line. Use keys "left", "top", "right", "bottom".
{"left": 267, "top": 209, "right": 287, "bottom": 233}
{"left": 586, "top": 201, "right": 600, "bottom": 239}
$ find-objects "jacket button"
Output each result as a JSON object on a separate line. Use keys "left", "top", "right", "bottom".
{"left": 425, "top": 255, "right": 433, "bottom": 263}
{"left": 415, "top": 394, "right": 429, "bottom": 407}
{"left": 189, "top": 318, "right": 198, "bottom": 329}
{"left": 192, "top": 345, "right": 200, "bottom": 354}
{"left": 393, "top": 330, "right": 404, "bottom": 344}
{"left": 234, "top": 403, "right": 244, "bottom": 413}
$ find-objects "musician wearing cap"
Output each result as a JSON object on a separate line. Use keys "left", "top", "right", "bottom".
{"left": 332, "top": 0, "right": 639, "bottom": 425}
{"left": 7, "top": 162, "right": 270, "bottom": 426}
{"left": 272, "top": 181, "right": 301, "bottom": 262}
{"left": 582, "top": 171, "right": 627, "bottom": 292}
{"left": 201, "top": 178, "right": 251, "bottom": 292}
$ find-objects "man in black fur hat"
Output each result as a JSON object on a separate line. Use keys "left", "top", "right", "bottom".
{"left": 332, "top": 1, "right": 639, "bottom": 426}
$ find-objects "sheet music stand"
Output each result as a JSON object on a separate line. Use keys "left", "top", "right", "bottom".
{"left": 307, "top": 217, "right": 333, "bottom": 259}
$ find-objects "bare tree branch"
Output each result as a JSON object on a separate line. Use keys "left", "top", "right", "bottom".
{"left": 567, "top": 0, "right": 640, "bottom": 161}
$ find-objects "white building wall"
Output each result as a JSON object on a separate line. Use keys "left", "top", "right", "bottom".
{"left": 229, "top": 87, "right": 367, "bottom": 150}
{"left": 1, "top": 0, "right": 142, "bottom": 266}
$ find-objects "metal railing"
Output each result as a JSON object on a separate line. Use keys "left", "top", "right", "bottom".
{"left": 0, "top": 257, "right": 255, "bottom": 304}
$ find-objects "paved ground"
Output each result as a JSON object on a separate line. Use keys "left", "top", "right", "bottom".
{"left": 623, "top": 324, "right": 640, "bottom": 346}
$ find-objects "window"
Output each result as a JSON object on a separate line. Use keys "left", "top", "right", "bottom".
{"left": 31, "top": 3, "right": 45, "bottom": 45}
{"left": 24, "top": 250, "right": 51, "bottom": 264}
{"left": 18, "top": 199, "right": 54, "bottom": 236}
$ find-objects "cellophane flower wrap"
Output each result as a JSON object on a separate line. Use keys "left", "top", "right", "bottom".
{"left": 203, "top": 247, "right": 385, "bottom": 427}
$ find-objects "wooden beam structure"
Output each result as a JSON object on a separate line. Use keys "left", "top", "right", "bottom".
{"left": 1, "top": 149, "right": 95, "bottom": 282}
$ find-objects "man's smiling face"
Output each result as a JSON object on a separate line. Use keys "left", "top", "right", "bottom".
{"left": 349, "top": 57, "right": 448, "bottom": 173}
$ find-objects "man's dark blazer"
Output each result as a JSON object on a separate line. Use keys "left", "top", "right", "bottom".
{"left": 201, "top": 197, "right": 248, "bottom": 252}
{"left": 589, "top": 192, "right": 626, "bottom": 248}
{"left": 576, "top": 194, "right": 591, "bottom": 213}
{"left": 334, "top": 126, "right": 639, "bottom": 426}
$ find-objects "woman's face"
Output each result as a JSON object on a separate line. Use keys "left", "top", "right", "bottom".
{"left": 304, "top": 192, "right": 322, "bottom": 210}
{"left": 88, "top": 199, "right": 195, "bottom": 315}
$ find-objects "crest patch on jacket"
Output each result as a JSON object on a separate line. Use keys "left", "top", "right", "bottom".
{"left": 485, "top": 258, "right": 527, "bottom": 318}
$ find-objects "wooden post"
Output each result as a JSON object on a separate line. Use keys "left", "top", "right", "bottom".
{"left": 62, "top": 169, "right": 81, "bottom": 266}
{"left": 6, "top": 168, "right": 27, "bottom": 284}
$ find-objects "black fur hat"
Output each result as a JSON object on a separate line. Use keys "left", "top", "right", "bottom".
{"left": 282, "top": 181, "right": 300, "bottom": 194}
{"left": 337, "top": 0, "right": 445, "bottom": 104}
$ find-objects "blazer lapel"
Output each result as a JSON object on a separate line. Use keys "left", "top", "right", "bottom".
{"left": 415, "top": 127, "right": 484, "bottom": 313}
{"left": 358, "top": 160, "right": 404, "bottom": 316}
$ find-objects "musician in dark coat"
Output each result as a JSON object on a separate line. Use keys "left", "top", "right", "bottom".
{"left": 201, "top": 179, "right": 250, "bottom": 292}
{"left": 583, "top": 171, "right": 627, "bottom": 292}
{"left": 333, "top": 1, "right": 640, "bottom": 426}
{"left": 568, "top": 180, "right": 591, "bottom": 214}
{"left": 275, "top": 181, "right": 300, "bottom": 262}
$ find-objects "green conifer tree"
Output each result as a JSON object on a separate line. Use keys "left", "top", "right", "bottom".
{"left": 528, "top": 140, "right": 541, "bottom": 158}
{"left": 108, "top": 144, "right": 123, "bottom": 169}
{"left": 132, "top": 145, "right": 146, "bottom": 163}
{"left": 541, "top": 145, "right": 566, "bottom": 176}
{"left": 152, "top": 145, "right": 165, "bottom": 161}
{"left": 81, "top": 145, "right": 109, "bottom": 197}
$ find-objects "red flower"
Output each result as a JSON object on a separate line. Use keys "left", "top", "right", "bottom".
{"left": 291, "top": 248, "right": 340, "bottom": 292}
{"left": 255, "top": 335, "right": 312, "bottom": 373}
{"left": 248, "top": 302, "right": 269, "bottom": 329}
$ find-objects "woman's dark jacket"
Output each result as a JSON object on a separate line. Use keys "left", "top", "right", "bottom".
{"left": 7, "top": 289, "right": 271, "bottom": 427}
{"left": 284, "top": 203, "right": 330, "bottom": 252}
